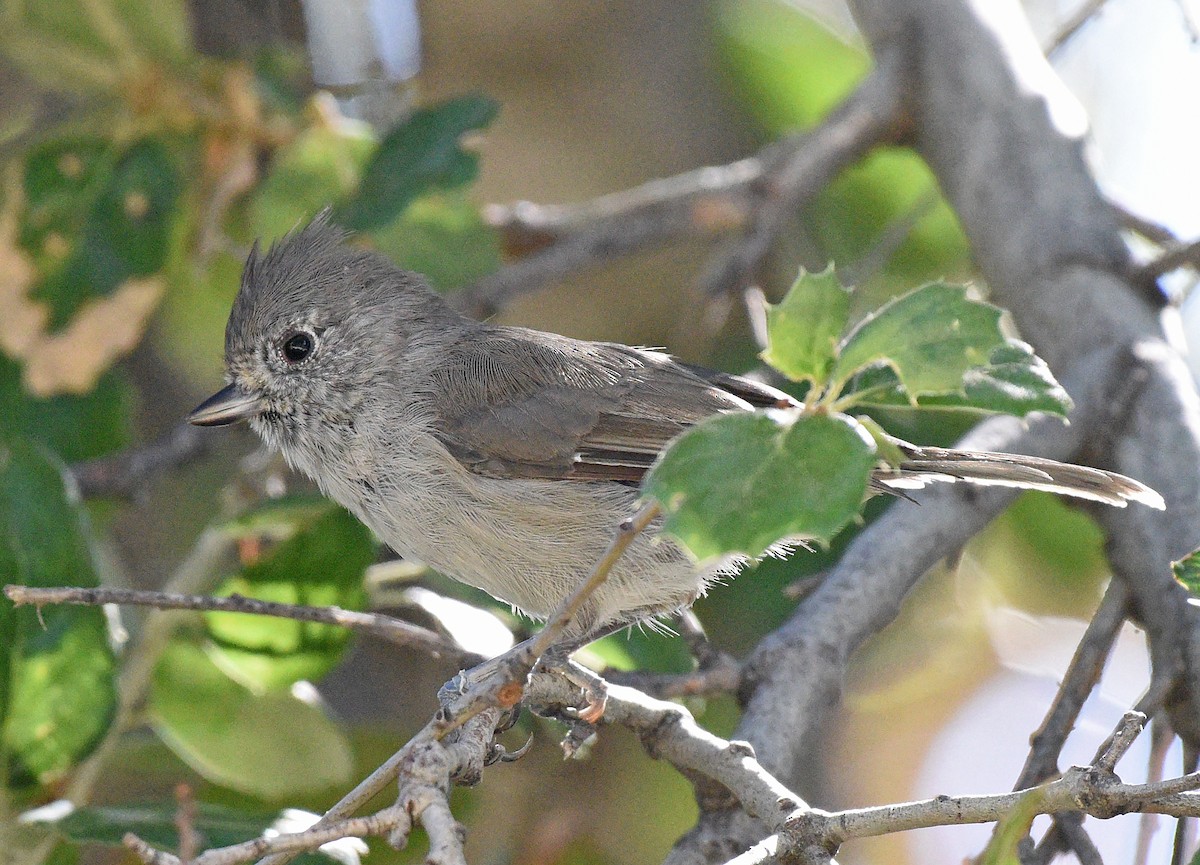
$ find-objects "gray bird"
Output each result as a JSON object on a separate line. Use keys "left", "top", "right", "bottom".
{"left": 190, "top": 213, "right": 1163, "bottom": 650}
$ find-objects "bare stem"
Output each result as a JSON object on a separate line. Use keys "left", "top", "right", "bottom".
{"left": 4, "top": 584, "right": 476, "bottom": 663}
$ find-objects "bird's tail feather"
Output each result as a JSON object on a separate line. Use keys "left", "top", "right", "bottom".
{"left": 871, "top": 442, "right": 1165, "bottom": 510}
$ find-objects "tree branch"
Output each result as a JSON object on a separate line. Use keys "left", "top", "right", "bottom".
{"left": 667, "top": 0, "right": 1200, "bottom": 856}
{"left": 70, "top": 422, "right": 212, "bottom": 499}
{"left": 695, "top": 46, "right": 906, "bottom": 298}
{"left": 116, "top": 608, "right": 1198, "bottom": 865}
{"left": 1044, "top": 0, "right": 1111, "bottom": 55}
{"left": 986, "top": 578, "right": 1130, "bottom": 863}
{"left": 457, "top": 49, "right": 904, "bottom": 319}
{"left": 1016, "top": 579, "right": 1129, "bottom": 788}
{"left": 1111, "top": 198, "right": 1180, "bottom": 245}
{"left": 1138, "top": 236, "right": 1200, "bottom": 281}
{"left": 2, "top": 584, "right": 478, "bottom": 663}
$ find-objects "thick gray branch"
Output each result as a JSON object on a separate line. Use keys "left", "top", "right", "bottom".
{"left": 672, "top": 0, "right": 1200, "bottom": 860}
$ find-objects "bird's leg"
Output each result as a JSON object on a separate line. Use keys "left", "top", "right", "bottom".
{"left": 438, "top": 637, "right": 537, "bottom": 709}
{"left": 439, "top": 622, "right": 625, "bottom": 744}
{"left": 677, "top": 608, "right": 722, "bottom": 670}
{"left": 536, "top": 641, "right": 610, "bottom": 725}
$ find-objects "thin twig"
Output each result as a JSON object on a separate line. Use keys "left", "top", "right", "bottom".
{"left": 1004, "top": 589, "right": 1126, "bottom": 865}
{"left": 806, "top": 769, "right": 1200, "bottom": 845}
{"left": 1110, "top": 199, "right": 1179, "bottom": 246}
{"left": 174, "top": 785, "right": 199, "bottom": 864}
{"left": 70, "top": 422, "right": 213, "bottom": 499}
{"left": 1138, "top": 236, "right": 1200, "bottom": 281}
{"left": 3, "top": 584, "right": 478, "bottom": 664}
{"left": 609, "top": 653, "right": 742, "bottom": 700}
{"left": 532, "top": 502, "right": 662, "bottom": 658}
{"left": 1045, "top": 0, "right": 1111, "bottom": 55}
{"left": 1031, "top": 685, "right": 1171, "bottom": 864}
{"left": 460, "top": 162, "right": 761, "bottom": 318}
{"left": 128, "top": 806, "right": 410, "bottom": 865}
{"left": 1134, "top": 717, "right": 1174, "bottom": 865}
{"left": 603, "top": 609, "right": 744, "bottom": 699}
{"left": 1017, "top": 580, "right": 1130, "bottom": 787}
{"left": 250, "top": 504, "right": 662, "bottom": 865}
{"left": 65, "top": 527, "right": 234, "bottom": 805}
{"left": 458, "top": 49, "right": 903, "bottom": 318}
{"left": 481, "top": 158, "right": 761, "bottom": 257}
{"left": 1171, "top": 745, "right": 1199, "bottom": 865}
{"left": 696, "top": 48, "right": 905, "bottom": 298}
{"left": 438, "top": 502, "right": 663, "bottom": 723}
{"left": 1053, "top": 815, "right": 1104, "bottom": 865}
{"left": 253, "top": 720, "right": 443, "bottom": 865}
{"left": 1096, "top": 710, "right": 1149, "bottom": 773}
{"left": 1178, "top": 0, "right": 1200, "bottom": 41}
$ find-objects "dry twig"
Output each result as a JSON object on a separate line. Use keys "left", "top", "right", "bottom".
{"left": 1044, "top": 0, "right": 1111, "bottom": 55}
{"left": 995, "top": 579, "right": 1129, "bottom": 859}
{"left": 3, "top": 584, "right": 477, "bottom": 664}
{"left": 70, "top": 422, "right": 212, "bottom": 499}
{"left": 1138, "top": 236, "right": 1200, "bottom": 281}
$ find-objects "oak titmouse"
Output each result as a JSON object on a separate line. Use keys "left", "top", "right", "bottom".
{"left": 190, "top": 214, "right": 1163, "bottom": 643}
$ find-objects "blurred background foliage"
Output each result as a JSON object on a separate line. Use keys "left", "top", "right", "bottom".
{"left": 0, "top": 1, "right": 1131, "bottom": 864}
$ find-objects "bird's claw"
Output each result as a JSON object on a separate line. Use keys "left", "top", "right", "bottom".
{"left": 486, "top": 732, "right": 534, "bottom": 765}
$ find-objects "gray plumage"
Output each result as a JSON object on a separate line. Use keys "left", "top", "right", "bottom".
{"left": 192, "top": 213, "right": 1164, "bottom": 640}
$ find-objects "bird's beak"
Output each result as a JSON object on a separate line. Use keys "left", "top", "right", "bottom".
{"left": 188, "top": 383, "right": 264, "bottom": 427}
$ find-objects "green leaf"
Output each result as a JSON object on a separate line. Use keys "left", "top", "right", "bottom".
{"left": 36, "top": 802, "right": 344, "bottom": 865}
{"left": 49, "top": 801, "right": 279, "bottom": 848}
{"left": 149, "top": 641, "right": 354, "bottom": 798}
{"left": 252, "top": 125, "right": 376, "bottom": 242}
{"left": 0, "top": 441, "right": 117, "bottom": 788}
{"left": 1173, "top": 549, "right": 1200, "bottom": 595}
{"left": 645, "top": 411, "right": 876, "bottom": 560}
{"left": 712, "top": 0, "right": 868, "bottom": 131}
{"left": 19, "top": 137, "right": 114, "bottom": 261}
{"left": 831, "top": 282, "right": 1005, "bottom": 401}
{"left": 0, "top": 355, "right": 132, "bottom": 462}
{"left": 33, "top": 139, "right": 180, "bottom": 328}
{"left": 957, "top": 341, "right": 1073, "bottom": 417}
{"left": 368, "top": 191, "right": 501, "bottom": 291}
{"left": 4, "top": 0, "right": 191, "bottom": 89}
{"left": 84, "top": 139, "right": 180, "bottom": 277}
{"left": 842, "top": 340, "right": 1073, "bottom": 418}
{"left": 204, "top": 506, "right": 374, "bottom": 690}
{"left": 340, "top": 94, "right": 499, "bottom": 231}
{"left": 712, "top": 1, "right": 971, "bottom": 281}
{"left": 3, "top": 5, "right": 122, "bottom": 94}
{"left": 761, "top": 267, "right": 851, "bottom": 386}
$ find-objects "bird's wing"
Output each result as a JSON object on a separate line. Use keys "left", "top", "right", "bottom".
{"left": 429, "top": 327, "right": 794, "bottom": 483}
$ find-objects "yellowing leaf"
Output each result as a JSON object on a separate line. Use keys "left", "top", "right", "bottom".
{"left": 1, "top": 170, "right": 162, "bottom": 396}
{"left": 22, "top": 276, "right": 164, "bottom": 396}
{"left": 0, "top": 238, "right": 45, "bottom": 359}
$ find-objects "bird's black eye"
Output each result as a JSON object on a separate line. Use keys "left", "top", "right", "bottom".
{"left": 281, "top": 331, "right": 315, "bottom": 363}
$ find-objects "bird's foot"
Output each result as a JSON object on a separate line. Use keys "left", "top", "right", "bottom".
{"left": 437, "top": 643, "right": 532, "bottom": 719}
{"left": 541, "top": 656, "right": 609, "bottom": 724}
{"left": 437, "top": 638, "right": 610, "bottom": 761}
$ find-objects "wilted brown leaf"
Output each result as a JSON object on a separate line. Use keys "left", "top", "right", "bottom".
{"left": 23, "top": 276, "right": 165, "bottom": 395}
{"left": 1, "top": 167, "right": 165, "bottom": 396}
{"left": 0, "top": 177, "right": 47, "bottom": 358}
